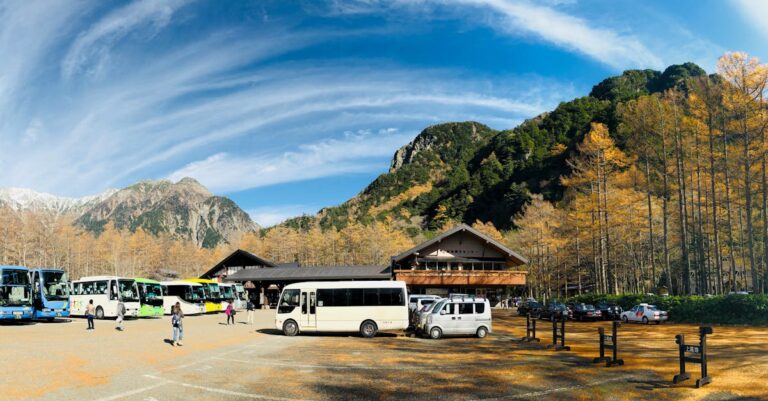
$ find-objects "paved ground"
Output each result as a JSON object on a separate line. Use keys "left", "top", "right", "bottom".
{"left": 1, "top": 310, "right": 766, "bottom": 400}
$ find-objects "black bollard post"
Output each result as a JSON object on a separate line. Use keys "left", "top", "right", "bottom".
{"left": 547, "top": 315, "right": 570, "bottom": 351}
{"left": 673, "top": 327, "right": 713, "bottom": 388}
{"left": 594, "top": 320, "right": 623, "bottom": 366}
{"left": 521, "top": 313, "right": 540, "bottom": 342}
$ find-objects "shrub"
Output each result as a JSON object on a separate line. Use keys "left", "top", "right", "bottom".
{"left": 566, "top": 294, "right": 768, "bottom": 325}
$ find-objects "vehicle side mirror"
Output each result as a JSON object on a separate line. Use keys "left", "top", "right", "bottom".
{"left": 440, "top": 310, "right": 446, "bottom": 315}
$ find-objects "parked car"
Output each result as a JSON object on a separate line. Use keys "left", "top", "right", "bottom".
{"left": 571, "top": 303, "right": 602, "bottom": 321}
{"left": 540, "top": 301, "right": 571, "bottom": 320}
{"left": 425, "top": 296, "right": 492, "bottom": 339}
{"left": 517, "top": 300, "right": 542, "bottom": 317}
{"left": 415, "top": 299, "right": 443, "bottom": 334}
{"left": 620, "top": 303, "right": 668, "bottom": 324}
{"left": 595, "top": 301, "right": 623, "bottom": 320}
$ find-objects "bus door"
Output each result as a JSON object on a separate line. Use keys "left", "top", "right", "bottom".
{"left": 31, "top": 271, "right": 42, "bottom": 310}
{"left": 301, "top": 290, "right": 316, "bottom": 329}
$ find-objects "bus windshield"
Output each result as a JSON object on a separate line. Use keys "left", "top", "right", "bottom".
{"left": 207, "top": 284, "right": 221, "bottom": 302}
{"left": 0, "top": 269, "right": 31, "bottom": 306}
{"left": 140, "top": 283, "right": 163, "bottom": 306}
{"left": 221, "top": 285, "right": 234, "bottom": 301}
{"left": 189, "top": 286, "right": 206, "bottom": 302}
{"left": 41, "top": 271, "right": 69, "bottom": 301}
{"left": 118, "top": 280, "right": 139, "bottom": 302}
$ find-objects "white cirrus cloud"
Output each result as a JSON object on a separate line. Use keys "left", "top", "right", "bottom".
{"left": 247, "top": 205, "right": 321, "bottom": 227}
{"left": 168, "top": 128, "right": 414, "bottom": 193}
{"left": 61, "top": 0, "right": 192, "bottom": 79}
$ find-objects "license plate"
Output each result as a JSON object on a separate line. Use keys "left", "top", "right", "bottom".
{"left": 13, "top": 311, "right": 22, "bottom": 319}
{"left": 56, "top": 313, "right": 62, "bottom": 317}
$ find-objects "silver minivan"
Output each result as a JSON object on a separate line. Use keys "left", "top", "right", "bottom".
{"left": 424, "top": 296, "right": 492, "bottom": 339}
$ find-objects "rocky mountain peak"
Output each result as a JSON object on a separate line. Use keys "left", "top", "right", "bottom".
{"left": 389, "top": 122, "right": 487, "bottom": 172}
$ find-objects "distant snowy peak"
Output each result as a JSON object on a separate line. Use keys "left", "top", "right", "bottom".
{"left": 0, "top": 187, "right": 118, "bottom": 215}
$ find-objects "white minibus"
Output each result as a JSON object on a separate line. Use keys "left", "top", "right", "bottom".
{"left": 161, "top": 281, "right": 206, "bottom": 315}
{"left": 70, "top": 276, "right": 140, "bottom": 318}
{"left": 275, "top": 281, "right": 408, "bottom": 338}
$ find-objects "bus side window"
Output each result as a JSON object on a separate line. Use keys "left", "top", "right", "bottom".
{"left": 301, "top": 293, "right": 308, "bottom": 314}
{"left": 110, "top": 281, "right": 118, "bottom": 300}
{"left": 310, "top": 292, "right": 316, "bottom": 314}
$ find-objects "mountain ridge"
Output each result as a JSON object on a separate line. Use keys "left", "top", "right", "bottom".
{"left": 0, "top": 178, "right": 258, "bottom": 248}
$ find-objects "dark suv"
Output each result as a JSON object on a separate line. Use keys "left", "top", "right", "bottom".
{"left": 540, "top": 301, "right": 571, "bottom": 320}
{"left": 517, "top": 300, "right": 542, "bottom": 318}
{"left": 595, "top": 301, "right": 623, "bottom": 320}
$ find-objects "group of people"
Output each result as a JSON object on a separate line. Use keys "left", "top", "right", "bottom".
{"left": 81, "top": 297, "right": 258, "bottom": 345}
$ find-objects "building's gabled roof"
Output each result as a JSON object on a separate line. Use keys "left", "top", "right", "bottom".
{"left": 391, "top": 224, "right": 528, "bottom": 266}
{"left": 200, "top": 249, "right": 277, "bottom": 279}
{"left": 224, "top": 265, "right": 392, "bottom": 282}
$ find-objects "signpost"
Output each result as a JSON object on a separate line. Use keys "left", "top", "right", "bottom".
{"left": 673, "top": 326, "right": 713, "bottom": 388}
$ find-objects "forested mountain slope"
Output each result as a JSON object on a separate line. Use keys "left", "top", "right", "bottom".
{"left": 285, "top": 62, "right": 706, "bottom": 232}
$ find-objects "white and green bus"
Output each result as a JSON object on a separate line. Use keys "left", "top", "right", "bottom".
{"left": 70, "top": 276, "right": 140, "bottom": 319}
{"left": 275, "top": 281, "right": 408, "bottom": 338}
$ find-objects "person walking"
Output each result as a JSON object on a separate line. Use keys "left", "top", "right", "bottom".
{"left": 246, "top": 298, "right": 255, "bottom": 325}
{"left": 85, "top": 299, "right": 95, "bottom": 331}
{"left": 115, "top": 300, "right": 125, "bottom": 331}
{"left": 172, "top": 302, "right": 184, "bottom": 346}
{"left": 225, "top": 303, "right": 235, "bottom": 325}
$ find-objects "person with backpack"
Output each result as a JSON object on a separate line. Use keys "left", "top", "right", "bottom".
{"left": 85, "top": 299, "right": 95, "bottom": 331}
{"left": 115, "top": 300, "right": 125, "bottom": 331}
{"left": 246, "top": 298, "right": 255, "bottom": 325}
{"left": 172, "top": 302, "right": 184, "bottom": 346}
{"left": 225, "top": 303, "right": 235, "bottom": 325}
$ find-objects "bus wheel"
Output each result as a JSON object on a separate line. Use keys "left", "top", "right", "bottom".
{"left": 476, "top": 326, "right": 488, "bottom": 338}
{"left": 283, "top": 320, "right": 299, "bottom": 337}
{"left": 429, "top": 327, "right": 442, "bottom": 339}
{"left": 95, "top": 306, "right": 105, "bottom": 319}
{"left": 360, "top": 320, "right": 378, "bottom": 338}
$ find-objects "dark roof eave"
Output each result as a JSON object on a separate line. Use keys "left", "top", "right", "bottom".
{"left": 391, "top": 224, "right": 529, "bottom": 265}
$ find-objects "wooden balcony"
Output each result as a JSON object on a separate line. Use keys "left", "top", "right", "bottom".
{"left": 394, "top": 269, "right": 527, "bottom": 286}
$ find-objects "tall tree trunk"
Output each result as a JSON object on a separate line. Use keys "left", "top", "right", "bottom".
{"left": 645, "top": 158, "right": 657, "bottom": 289}
{"left": 708, "top": 115, "right": 724, "bottom": 294}
{"left": 742, "top": 115, "right": 759, "bottom": 293}
{"left": 723, "top": 124, "right": 739, "bottom": 292}
{"left": 673, "top": 104, "right": 692, "bottom": 295}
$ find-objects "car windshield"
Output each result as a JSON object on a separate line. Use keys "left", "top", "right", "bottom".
{"left": 584, "top": 304, "right": 595, "bottom": 310}
{"left": 118, "top": 280, "right": 139, "bottom": 302}
{"left": 432, "top": 300, "right": 447, "bottom": 313}
{"left": 140, "top": 283, "right": 163, "bottom": 306}
{"left": 41, "top": 271, "right": 69, "bottom": 301}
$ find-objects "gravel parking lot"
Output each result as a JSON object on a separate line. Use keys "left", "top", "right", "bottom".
{"left": 1, "top": 310, "right": 766, "bottom": 400}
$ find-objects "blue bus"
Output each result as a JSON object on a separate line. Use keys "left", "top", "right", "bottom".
{"left": 29, "top": 268, "right": 70, "bottom": 320}
{"left": 0, "top": 265, "right": 33, "bottom": 321}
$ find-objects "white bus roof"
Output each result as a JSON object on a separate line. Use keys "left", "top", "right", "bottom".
{"left": 162, "top": 281, "right": 203, "bottom": 286}
{"left": 218, "top": 282, "right": 234, "bottom": 287}
{"left": 74, "top": 276, "right": 134, "bottom": 282}
{"left": 283, "top": 280, "right": 405, "bottom": 290}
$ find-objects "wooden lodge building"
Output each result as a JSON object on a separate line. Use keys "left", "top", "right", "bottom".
{"left": 205, "top": 225, "right": 528, "bottom": 307}
{"left": 390, "top": 224, "right": 528, "bottom": 302}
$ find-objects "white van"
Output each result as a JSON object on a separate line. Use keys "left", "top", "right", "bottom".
{"left": 275, "top": 281, "right": 409, "bottom": 338}
{"left": 424, "top": 295, "right": 492, "bottom": 339}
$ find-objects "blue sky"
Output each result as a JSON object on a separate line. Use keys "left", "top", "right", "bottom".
{"left": 0, "top": 0, "right": 766, "bottom": 226}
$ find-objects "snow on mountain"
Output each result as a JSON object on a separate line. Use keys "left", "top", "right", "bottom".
{"left": 0, "top": 187, "right": 118, "bottom": 215}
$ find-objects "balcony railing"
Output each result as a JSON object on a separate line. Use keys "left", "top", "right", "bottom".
{"left": 393, "top": 269, "right": 527, "bottom": 286}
